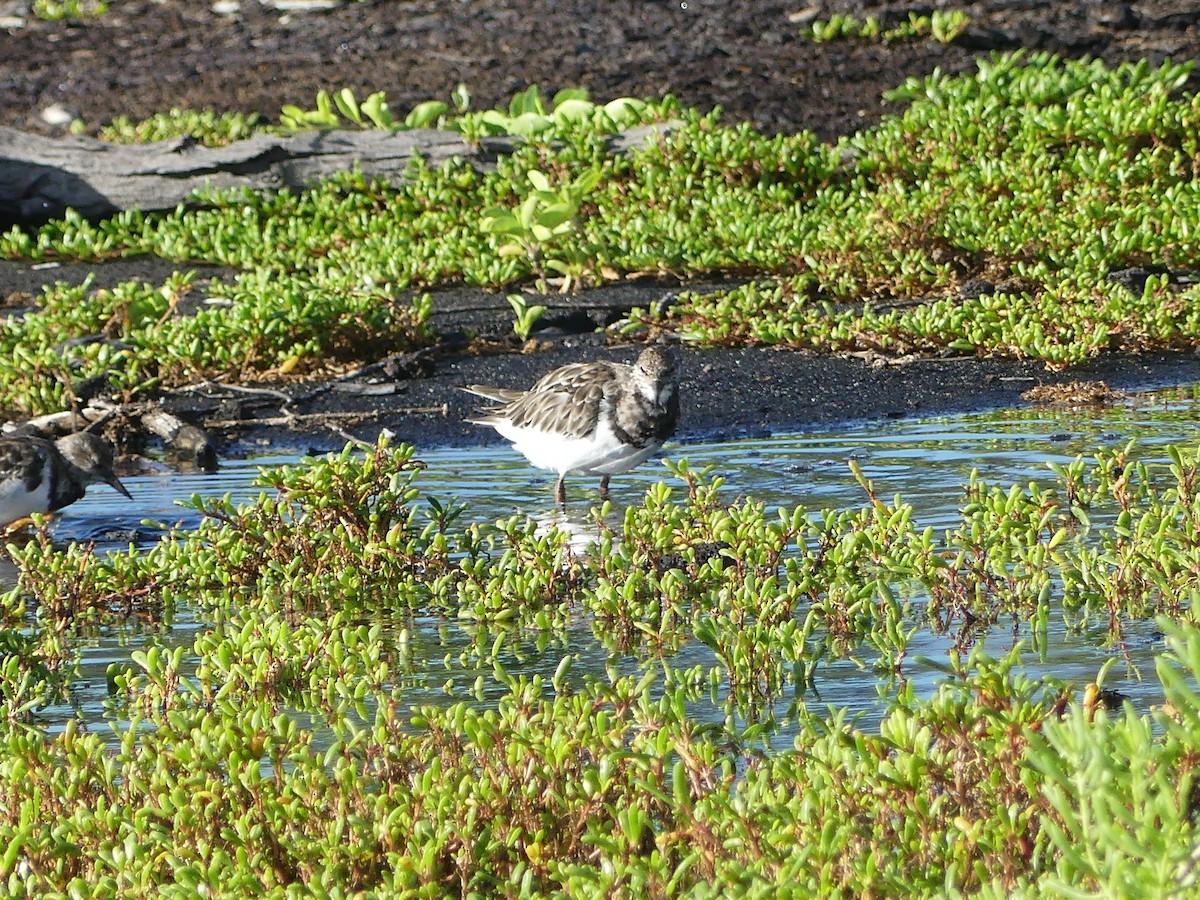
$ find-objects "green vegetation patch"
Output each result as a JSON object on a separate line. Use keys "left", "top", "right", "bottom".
{"left": 804, "top": 9, "right": 971, "bottom": 44}
{"left": 7, "top": 54, "right": 1197, "bottom": 410}
{"left": 100, "top": 109, "right": 263, "bottom": 148}
{"left": 2, "top": 437, "right": 1200, "bottom": 893}
{"left": 31, "top": 0, "right": 106, "bottom": 21}
{"left": 92, "top": 85, "right": 663, "bottom": 148}
{"left": 641, "top": 53, "right": 1200, "bottom": 365}
{"left": 0, "top": 267, "right": 431, "bottom": 416}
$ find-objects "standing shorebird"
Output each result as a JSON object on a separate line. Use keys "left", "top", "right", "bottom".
{"left": 0, "top": 431, "right": 133, "bottom": 531}
{"left": 463, "top": 346, "right": 680, "bottom": 505}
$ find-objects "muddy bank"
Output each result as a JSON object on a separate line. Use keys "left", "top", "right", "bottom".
{"left": 161, "top": 286, "right": 1200, "bottom": 456}
{"left": 202, "top": 346, "right": 1200, "bottom": 456}
{"left": 4, "top": 258, "right": 1198, "bottom": 456}
{"left": 2, "top": 0, "right": 1199, "bottom": 456}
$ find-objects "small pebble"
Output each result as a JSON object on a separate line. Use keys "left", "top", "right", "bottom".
{"left": 959, "top": 279, "right": 996, "bottom": 299}
{"left": 212, "top": 0, "right": 240, "bottom": 14}
{"left": 1088, "top": 2, "right": 1136, "bottom": 29}
{"left": 40, "top": 103, "right": 80, "bottom": 128}
{"left": 786, "top": 4, "right": 821, "bottom": 26}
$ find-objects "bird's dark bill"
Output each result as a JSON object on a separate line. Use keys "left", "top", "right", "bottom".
{"left": 107, "top": 474, "right": 133, "bottom": 500}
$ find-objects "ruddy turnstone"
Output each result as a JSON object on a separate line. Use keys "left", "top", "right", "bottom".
{"left": 0, "top": 432, "right": 132, "bottom": 529}
{"left": 464, "top": 346, "right": 680, "bottom": 505}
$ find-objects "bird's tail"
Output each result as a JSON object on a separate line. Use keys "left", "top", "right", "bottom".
{"left": 460, "top": 384, "right": 524, "bottom": 404}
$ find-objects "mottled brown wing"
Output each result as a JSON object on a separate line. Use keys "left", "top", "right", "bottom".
{"left": 498, "top": 361, "right": 622, "bottom": 439}
{"left": 524, "top": 362, "right": 622, "bottom": 395}
{"left": 0, "top": 437, "right": 48, "bottom": 492}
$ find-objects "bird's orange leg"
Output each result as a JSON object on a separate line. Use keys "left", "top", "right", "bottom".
{"left": 1, "top": 514, "right": 50, "bottom": 537}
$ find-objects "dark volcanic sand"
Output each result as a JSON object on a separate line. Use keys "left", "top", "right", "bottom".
{"left": 2, "top": 1, "right": 1199, "bottom": 142}
{"left": 4, "top": 258, "right": 1197, "bottom": 455}
{"left": 1, "top": 2, "right": 1199, "bottom": 453}
{"left": 326, "top": 343, "right": 1200, "bottom": 458}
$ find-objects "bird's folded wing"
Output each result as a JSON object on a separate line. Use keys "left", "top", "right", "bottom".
{"left": 505, "top": 376, "right": 609, "bottom": 438}
{"left": 0, "top": 438, "right": 45, "bottom": 490}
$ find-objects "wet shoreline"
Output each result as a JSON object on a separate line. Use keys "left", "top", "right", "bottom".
{"left": 177, "top": 344, "right": 1200, "bottom": 457}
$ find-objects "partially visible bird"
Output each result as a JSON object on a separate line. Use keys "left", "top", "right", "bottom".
{"left": 0, "top": 431, "right": 133, "bottom": 530}
{"left": 463, "top": 346, "right": 680, "bottom": 505}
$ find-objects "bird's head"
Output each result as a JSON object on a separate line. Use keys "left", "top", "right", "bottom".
{"left": 57, "top": 432, "right": 133, "bottom": 500}
{"left": 633, "top": 346, "right": 678, "bottom": 406}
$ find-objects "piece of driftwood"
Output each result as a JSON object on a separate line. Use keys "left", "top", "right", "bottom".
{"left": 0, "top": 123, "right": 676, "bottom": 226}
{"left": 140, "top": 407, "right": 218, "bottom": 469}
{"left": 1, "top": 402, "right": 217, "bottom": 468}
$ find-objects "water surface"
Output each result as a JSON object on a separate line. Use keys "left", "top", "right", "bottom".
{"left": 31, "top": 385, "right": 1200, "bottom": 737}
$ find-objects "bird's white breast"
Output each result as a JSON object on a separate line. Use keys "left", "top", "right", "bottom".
{"left": 0, "top": 463, "right": 52, "bottom": 525}
{"left": 494, "top": 405, "right": 662, "bottom": 477}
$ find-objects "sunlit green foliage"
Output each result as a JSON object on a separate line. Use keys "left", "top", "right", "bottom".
{"left": 277, "top": 84, "right": 672, "bottom": 144}
{"left": 645, "top": 54, "right": 1200, "bottom": 365}
{"left": 483, "top": 168, "right": 604, "bottom": 291}
{"left": 2, "top": 437, "right": 1200, "bottom": 894}
{"left": 507, "top": 293, "right": 547, "bottom": 341}
{"left": 100, "top": 109, "right": 263, "bottom": 147}
{"left": 806, "top": 9, "right": 971, "bottom": 43}
{"left": 31, "top": 0, "right": 106, "bottom": 21}
{"left": 0, "top": 268, "right": 432, "bottom": 415}
{"left": 5, "top": 54, "right": 1200, "bottom": 379}
{"left": 99, "top": 84, "right": 674, "bottom": 146}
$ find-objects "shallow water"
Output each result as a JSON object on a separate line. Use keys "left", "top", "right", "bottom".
{"left": 28, "top": 385, "right": 1200, "bottom": 738}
